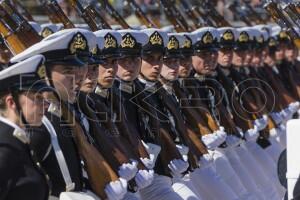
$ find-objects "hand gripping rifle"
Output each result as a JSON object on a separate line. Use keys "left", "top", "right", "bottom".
{"left": 264, "top": 1, "right": 300, "bottom": 49}
{"left": 67, "top": 0, "right": 111, "bottom": 31}
{"left": 38, "top": 0, "right": 75, "bottom": 29}
{"left": 0, "top": 1, "right": 120, "bottom": 198}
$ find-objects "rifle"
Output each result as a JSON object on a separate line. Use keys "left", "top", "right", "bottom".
{"left": 264, "top": 1, "right": 300, "bottom": 49}
{"left": 282, "top": 2, "right": 300, "bottom": 28}
{"left": 242, "top": 1, "right": 267, "bottom": 24}
{"left": 39, "top": 0, "right": 75, "bottom": 29}
{"left": 178, "top": 0, "right": 203, "bottom": 28}
{"left": 124, "top": 0, "right": 158, "bottom": 28}
{"left": 9, "top": 0, "right": 34, "bottom": 21}
{"left": 158, "top": 0, "right": 187, "bottom": 32}
{"left": 226, "top": 1, "right": 252, "bottom": 26}
{"left": 0, "top": 0, "right": 41, "bottom": 54}
{"left": 0, "top": 2, "right": 120, "bottom": 198}
{"left": 199, "top": 0, "right": 231, "bottom": 27}
{"left": 98, "top": 0, "right": 131, "bottom": 29}
{"left": 161, "top": 0, "right": 194, "bottom": 31}
{"left": 67, "top": 0, "right": 111, "bottom": 31}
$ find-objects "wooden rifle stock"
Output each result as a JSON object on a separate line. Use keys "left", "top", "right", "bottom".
{"left": 264, "top": 1, "right": 300, "bottom": 49}
{"left": 40, "top": 0, "right": 75, "bottom": 29}
{"left": 68, "top": 0, "right": 111, "bottom": 31}
{"left": 125, "top": 0, "right": 158, "bottom": 28}
{"left": 179, "top": 0, "right": 204, "bottom": 28}
{"left": 10, "top": 0, "right": 34, "bottom": 21}
{"left": 282, "top": 3, "right": 300, "bottom": 28}
{"left": 99, "top": 0, "right": 130, "bottom": 29}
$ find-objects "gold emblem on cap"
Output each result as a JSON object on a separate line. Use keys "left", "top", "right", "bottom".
{"left": 279, "top": 31, "right": 288, "bottom": 39}
{"left": 37, "top": 64, "right": 46, "bottom": 79}
{"left": 149, "top": 31, "right": 163, "bottom": 45}
{"left": 183, "top": 37, "right": 192, "bottom": 48}
{"left": 69, "top": 33, "right": 88, "bottom": 54}
{"left": 121, "top": 33, "right": 136, "bottom": 48}
{"left": 239, "top": 32, "right": 249, "bottom": 42}
{"left": 105, "top": 33, "right": 117, "bottom": 49}
{"left": 41, "top": 27, "right": 54, "bottom": 38}
{"left": 91, "top": 46, "right": 98, "bottom": 55}
{"left": 257, "top": 36, "right": 263, "bottom": 43}
{"left": 167, "top": 36, "right": 179, "bottom": 50}
{"left": 223, "top": 30, "right": 234, "bottom": 41}
{"left": 269, "top": 38, "right": 276, "bottom": 46}
{"left": 202, "top": 31, "right": 213, "bottom": 44}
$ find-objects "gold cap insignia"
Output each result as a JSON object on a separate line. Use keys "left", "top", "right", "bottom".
{"left": 37, "top": 64, "right": 46, "bottom": 79}
{"left": 167, "top": 36, "right": 179, "bottom": 50}
{"left": 279, "top": 31, "right": 288, "bottom": 39}
{"left": 104, "top": 33, "right": 117, "bottom": 49}
{"left": 41, "top": 27, "right": 54, "bottom": 38}
{"left": 183, "top": 36, "right": 192, "bottom": 48}
{"left": 69, "top": 33, "right": 88, "bottom": 54}
{"left": 91, "top": 46, "right": 98, "bottom": 55}
{"left": 222, "top": 30, "right": 234, "bottom": 41}
{"left": 269, "top": 38, "right": 276, "bottom": 47}
{"left": 202, "top": 31, "right": 214, "bottom": 44}
{"left": 239, "top": 31, "right": 249, "bottom": 42}
{"left": 149, "top": 31, "right": 163, "bottom": 46}
{"left": 121, "top": 33, "right": 136, "bottom": 48}
{"left": 257, "top": 35, "right": 264, "bottom": 43}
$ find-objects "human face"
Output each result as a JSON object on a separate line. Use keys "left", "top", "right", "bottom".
{"left": 251, "top": 49, "right": 262, "bottom": 67}
{"left": 178, "top": 57, "right": 193, "bottom": 78}
{"left": 19, "top": 91, "right": 48, "bottom": 126}
{"left": 192, "top": 50, "right": 218, "bottom": 75}
{"left": 217, "top": 48, "right": 233, "bottom": 67}
{"left": 232, "top": 50, "right": 246, "bottom": 67}
{"left": 80, "top": 64, "right": 99, "bottom": 93}
{"left": 50, "top": 64, "right": 88, "bottom": 103}
{"left": 98, "top": 57, "right": 118, "bottom": 88}
{"left": 117, "top": 56, "right": 141, "bottom": 82}
{"left": 141, "top": 53, "right": 163, "bottom": 81}
{"left": 275, "top": 43, "right": 286, "bottom": 62}
{"left": 243, "top": 50, "right": 253, "bottom": 66}
{"left": 285, "top": 46, "right": 297, "bottom": 62}
{"left": 161, "top": 58, "right": 180, "bottom": 81}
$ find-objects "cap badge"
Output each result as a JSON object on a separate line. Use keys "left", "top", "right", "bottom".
{"left": 223, "top": 30, "right": 234, "bottom": 41}
{"left": 41, "top": 27, "right": 54, "bottom": 38}
{"left": 279, "top": 31, "right": 288, "bottom": 39}
{"left": 121, "top": 33, "right": 136, "bottom": 48}
{"left": 183, "top": 36, "right": 192, "bottom": 48}
{"left": 69, "top": 33, "right": 88, "bottom": 54}
{"left": 202, "top": 31, "right": 213, "bottom": 44}
{"left": 149, "top": 31, "right": 163, "bottom": 45}
{"left": 104, "top": 33, "right": 117, "bottom": 49}
{"left": 37, "top": 64, "right": 46, "bottom": 79}
{"left": 167, "top": 36, "right": 179, "bottom": 50}
{"left": 239, "top": 31, "right": 249, "bottom": 42}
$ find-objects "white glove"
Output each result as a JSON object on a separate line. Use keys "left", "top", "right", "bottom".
{"left": 280, "top": 108, "right": 293, "bottom": 121}
{"left": 202, "top": 134, "right": 220, "bottom": 150}
{"left": 176, "top": 144, "right": 189, "bottom": 162}
{"left": 168, "top": 159, "right": 189, "bottom": 177}
{"left": 104, "top": 178, "right": 127, "bottom": 200}
{"left": 226, "top": 135, "right": 242, "bottom": 147}
{"left": 269, "top": 128, "right": 280, "bottom": 138}
{"left": 244, "top": 126, "right": 259, "bottom": 141}
{"left": 141, "top": 141, "right": 161, "bottom": 169}
{"left": 253, "top": 115, "right": 268, "bottom": 131}
{"left": 118, "top": 160, "right": 138, "bottom": 181}
{"left": 134, "top": 169, "right": 154, "bottom": 189}
{"left": 214, "top": 126, "right": 227, "bottom": 145}
{"left": 198, "top": 153, "right": 213, "bottom": 168}
{"left": 288, "top": 102, "right": 300, "bottom": 113}
{"left": 270, "top": 112, "right": 283, "bottom": 125}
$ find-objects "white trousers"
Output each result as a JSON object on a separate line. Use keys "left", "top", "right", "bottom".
{"left": 122, "top": 192, "right": 141, "bottom": 200}
{"left": 190, "top": 166, "right": 238, "bottom": 200}
{"left": 265, "top": 136, "right": 285, "bottom": 163}
{"left": 242, "top": 141, "right": 283, "bottom": 199}
{"left": 224, "top": 146, "right": 263, "bottom": 200}
{"left": 210, "top": 148, "right": 253, "bottom": 200}
{"left": 139, "top": 174, "right": 199, "bottom": 200}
